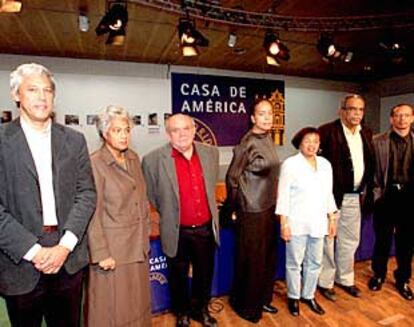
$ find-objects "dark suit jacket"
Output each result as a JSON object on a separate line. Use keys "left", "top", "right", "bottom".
{"left": 0, "top": 119, "right": 96, "bottom": 296}
{"left": 318, "top": 119, "right": 375, "bottom": 210}
{"left": 142, "top": 142, "right": 220, "bottom": 258}
{"left": 372, "top": 130, "right": 414, "bottom": 202}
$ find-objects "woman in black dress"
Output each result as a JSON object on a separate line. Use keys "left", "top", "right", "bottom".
{"left": 225, "top": 98, "right": 280, "bottom": 323}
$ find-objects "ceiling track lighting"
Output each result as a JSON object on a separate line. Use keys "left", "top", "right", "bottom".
{"left": 0, "top": 0, "right": 22, "bottom": 13}
{"left": 263, "top": 30, "right": 290, "bottom": 66}
{"left": 177, "top": 17, "right": 209, "bottom": 57}
{"left": 96, "top": 1, "right": 128, "bottom": 46}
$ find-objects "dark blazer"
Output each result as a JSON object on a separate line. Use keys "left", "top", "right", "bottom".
{"left": 0, "top": 119, "right": 96, "bottom": 296}
{"left": 318, "top": 119, "right": 375, "bottom": 210}
{"left": 142, "top": 142, "right": 220, "bottom": 258}
{"left": 372, "top": 130, "right": 414, "bottom": 202}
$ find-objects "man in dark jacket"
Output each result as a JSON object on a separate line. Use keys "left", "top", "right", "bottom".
{"left": 0, "top": 63, "right": 96, "bottom": 326}
{"left": 317, "top": 94, "right": 375, "bottom": 301}
{"left": 368, "top": 103, "right": 414, "bottom": 301}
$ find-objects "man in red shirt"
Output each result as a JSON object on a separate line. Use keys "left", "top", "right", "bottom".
{"left": 142, "top": 114, "right": 220, "bottom": 327}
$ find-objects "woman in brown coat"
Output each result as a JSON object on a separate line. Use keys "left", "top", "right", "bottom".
{"left": 84, "top": 105, "right": 151, "bottom": 326}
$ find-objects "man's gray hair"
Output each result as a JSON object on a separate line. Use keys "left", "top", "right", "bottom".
{"left": 339, "top": 94, "right": 365, "bottom": 109}
{"left": 10, "top": 63, "right": 56, "bottom": 95}
{"left": 96, "top": 105, "right": 133, "bottom": 139}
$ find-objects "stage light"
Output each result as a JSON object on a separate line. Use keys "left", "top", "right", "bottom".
{"left": 96, "top": 2, "right": 128, "bottom": 46}
{"left": 0, "top": 0, "right": 22, "bottom": 13}
{"left": 227, "top": 32, "right": 237, "bottom": 48}
{"left": 344, "top": 51, "right": 354, "bottom": 63}
{"left": 317, "top": 34, "right": 340, "bottom": 59}
{"left": 263, "top": 30, "right": 289, "bottom": 65}
{"left": 178, "top": 18, "right": 209, "bottom": 56}
{"left": 78, "top": 13, "right": 89, "bottom": 32}
{"left": 379, "top": 37, "right": 406, "bottom": 64}
{"left": 317, "top": 34, "right": 354, "bottom": 63}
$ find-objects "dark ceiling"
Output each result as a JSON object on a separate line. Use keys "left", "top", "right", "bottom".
{"left": 1, "top": 0, "right": 414, "bottom": 82}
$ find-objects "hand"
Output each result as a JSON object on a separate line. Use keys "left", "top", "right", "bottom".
{"left": 328, "top": 221, "right": 337, "bottom": 239}
{"left": 32, "top": 247, "right": 49, "bottom": 267}
{"left": 33, "top": 245, "right": 70, "bottom": 274}
{"left": 281, "top": 225, "right": 291, "bottom": 242}
{"left": 98, "top": 257, "right": 116, "bottom": 271}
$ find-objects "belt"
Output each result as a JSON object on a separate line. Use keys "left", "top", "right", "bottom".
{"left": 180, "top": 221, "right": 211, "bottom": 230}
{"left": 42, "top": 225, "right": 58, "bottom": 233}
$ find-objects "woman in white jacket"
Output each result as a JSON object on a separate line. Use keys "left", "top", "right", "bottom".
{"left": 276, "top": 127, "right": 337, "bottom": 317}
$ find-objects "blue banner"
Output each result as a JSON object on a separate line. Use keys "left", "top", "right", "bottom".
{"left": 171, "top": 73, "right": 285, "bottom": 146}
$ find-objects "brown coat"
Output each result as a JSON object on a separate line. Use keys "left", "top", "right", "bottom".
{"left": 85, "top": 146, "right": 151, "bottom": 327}
{"left": 88, "top": 146, "right": 150, "bottom": 264}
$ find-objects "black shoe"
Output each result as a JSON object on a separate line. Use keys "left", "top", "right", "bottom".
{"left": 300, "top": 298, "right": 325, "bottom": 315}
{"left": 336, "top": 283, "right": 361, "bottom": 297}
{"left": 396, "top": 283, "right": 413, "bottom": 301}
{"left": 368, "top": 277, "right": 384, "bottom": 291}
{"left": 287, "top": 298, "right": 299, "bottom": 316}
{"left": 176, "top": 314, "right": 190, "bottom": 327}
{"left": 318, "top": 286, "right": 337, "bottom": 301}
{"left": 191, "top": 309, "right": 218, "bottom": 327}
{"left": 262, "top": 304, "right": 278, "bottom": 314}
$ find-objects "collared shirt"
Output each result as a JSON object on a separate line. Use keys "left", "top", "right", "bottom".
{"left": 20, "top": 118, "right": 77, "bottom": 260}
{"left": 21, "top": 118, "right": 57, "bottom": 226}
{"left": 341, "top": 122, "right": 365, "bottom": 190}
{"left": 388, "top": 131, "right": 414, "bottom": 184}
{"left": 276, "top": 153, "right": 337, "bottom": 238}
{"left": 172, "top": 147, "right": 211, "bottom": 226}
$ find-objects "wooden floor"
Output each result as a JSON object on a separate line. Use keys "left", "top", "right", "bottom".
{"left": 152, "top": 258, "right": 414, "bottom": 326}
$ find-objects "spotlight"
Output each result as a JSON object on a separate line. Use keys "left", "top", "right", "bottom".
{"left": 317, "top": 34, "right": 341, "bottom": 59}
{"left": 263, "top": 30, "right": 290, "bottom": 65}
{"left": 317, "top": 34, "right": 353, "bottom": 63}
{"left": 0, "top": 0, "right": 22, "bottom": 12}
{"left": 227, "top": 32, "right": 237, "bottom": 48}
{"left": 78, "top": 13, "right": 89, "bottom": 32}
{"left": 177, "top": 18, "right": 209, "bottom": 56}
{"left": 96, "top": 2, "right": 128, "bottom": 46}
{"left": 379, "top": 38, "right": 406, "bottom": 65}
{"left": 344, "top": 51, "right": 354, "bottom": 63}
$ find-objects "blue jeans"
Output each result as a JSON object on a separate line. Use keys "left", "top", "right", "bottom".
{"left": 286, "top": 235, "right": 324, "bottom": 299}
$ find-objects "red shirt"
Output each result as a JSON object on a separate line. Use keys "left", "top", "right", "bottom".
{"left": 172, "top": 147, "right": 211, "bottom": 226}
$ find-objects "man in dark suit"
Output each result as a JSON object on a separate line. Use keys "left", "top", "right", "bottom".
{"left": 368, "top": 103, "right": 414, "bottom": 301}
{"left": 0, "top": 63, "right": 96, "bottom": 326}
{"left": 317, "top": 94, "right": 375, "bottom": 301}
{"left": 142, "top": 114, "right": 220, "bottom": 327}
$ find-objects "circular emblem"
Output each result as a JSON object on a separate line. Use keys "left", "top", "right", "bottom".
{"left": 193, "top": 118, "right": 217, "bottom": 146}
{"left": 149, "top": 272, "right": 168, "bottom": 285}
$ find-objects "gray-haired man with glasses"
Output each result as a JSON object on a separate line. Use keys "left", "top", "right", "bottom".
{"left": 317, "top": 94, "right": 375, "bottom": 301}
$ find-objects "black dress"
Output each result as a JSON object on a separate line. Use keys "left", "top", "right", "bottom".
{"left": 225, "top": 131, "right": 280, "bottom": 322}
